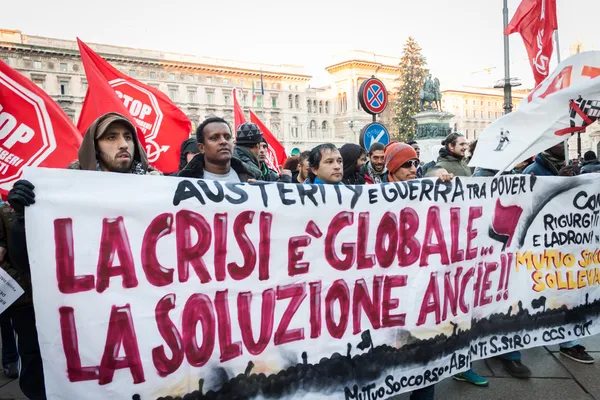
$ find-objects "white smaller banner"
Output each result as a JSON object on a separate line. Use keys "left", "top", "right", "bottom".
{"left": 469, "top": 51, "right": 600, "bottom": 171}
{"left": 0, "top": 268, "right": 24, "bottom": 314}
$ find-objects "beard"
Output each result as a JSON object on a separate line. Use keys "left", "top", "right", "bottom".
{"left": 99, "top": 150, "right": 133, "bottom": 173}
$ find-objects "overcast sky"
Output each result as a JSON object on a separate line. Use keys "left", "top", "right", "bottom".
{"left": 2, "top": 0, "right": 598, "bottom": 90}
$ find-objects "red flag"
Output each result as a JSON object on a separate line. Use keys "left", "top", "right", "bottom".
{"left": 505, "top": 0, "right": 558, "bottom": 85}
{"left": 233, "top": 88, "right": 246, "bottom": 131}
{"left": 249, "top": 110, "right": 286, "bottom": 170}
{"left": 0, "top": 59, "right": 81, "bottom": 194}
{"left": 76, "top": 39, "right": 191, "bottom": 172}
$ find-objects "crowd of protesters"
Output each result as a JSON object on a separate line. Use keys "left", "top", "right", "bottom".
{"left": 0, "top": 112, "right": 597, "bottom": 399}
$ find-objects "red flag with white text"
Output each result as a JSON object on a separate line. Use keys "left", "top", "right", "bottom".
{"left": 250, "top": 110, "right": 286, "bottom": 170}
{"left": 76, "top": 39, "right": 191, "bottom": 172}
{"left": 233, "top": 88, "right": 246, "bottom": 131}
{"left": 0, "top": 59, "right": 81, "bottom": 194}
{"left": 505, "top": 0, "right": 558, "bottom": 85}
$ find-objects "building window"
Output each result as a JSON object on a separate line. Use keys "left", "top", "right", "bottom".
{"left": 33, "top": 61, "right": 42, "bottom": 69}
{"left": 242, "top": 93, "right": 248, "bottom": 106}
{"left": 169, "top": 73, "right": 175, "bottom": 81}
{"left": 32, "top": 77, "right": 45, "bottom": 90}
{"left": 291, "top": 117, "right": 299, "bottom": 138}
{"left": 488, "top": 111, "right": 492, "bottom": 119}
{"left": 480, "top": 101, "right": 484, "bottom": 106}
{"left": 60, "top": 63, "right": 68, "bottom": 72}
{"left": 1, "top": 57, "right": 8, "bottom": 65}
{"left": 472, "top": 100, "right": 476, "bottom": 105}
{"left": 465, "top": 110, "right": 469, "bottom": 118}
{"left": 474, "top": 129, "right": 478, "bottom": 138}
{"left": 313, "top": 100, "right": 317, "bottom": 113}
{"left": 206, "top": 90, "right": 215, "bottom": 105}
{"left": 309, "top": 120, "right": 316, "bottom": 138}
{"left": 480, "top": 111, "right": 484, "bottom": 118}
{"left": 81, "top": 79, "right": 88, "bottom": 93}
{"left": 325, "top": 101, "right": 330, "bottom": 113}
{"left": 168, "top": 87, "right": 178, "bottom": 101}
{"left": 271, "top": 96, "right": 278, "bottom": 108}
{"left": 207, "top": 77, "right": 213, "bottom": 84}
{"left": 319, "top": 101, "right": 323, "bottom": 114}
{"left": 465, "top": 129, "right": 470, "bottom": 139}
{"left": 288, "top": 94, "right": 293, "bottom": 109}
{"left": 257, "top": 95, "right": 263, "bottom": 108}
{"left": 223, "top": 78, "right": 229, "bottom": 85}
{"left": 343, "top": 93, "right": 347, "bottom": 112}
{"left": 322, "top": 121, "right": 328, "bottom": 131}
{"left": 129, "top": 70, "right": 136, "bottom": 78}
{"left": 188, "top": 89, "right": 197, "bottom": 104}
{"left": 295, "top": 95, "right": 300, "bottom": 109}
{"left": 465, "top": 99, "right": 468, "bottom": 104}
{"left": 307, "top": 100, "right": 312, "bottom": 113}
{"left": 59, "top": 80, "right": 69, "bottom": 95}
{"left": 150, "top": 71, "right": 157, "bottom": 80}
{"left": 224, "top": 95, "right": 230, "bottom": 105}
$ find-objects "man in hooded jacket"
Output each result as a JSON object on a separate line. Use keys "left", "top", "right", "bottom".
{"left": 5, "top": 112, "right": 159, "bottom": 399}
{"left": 178, "top": 137, "right": 200, "bottom": 171}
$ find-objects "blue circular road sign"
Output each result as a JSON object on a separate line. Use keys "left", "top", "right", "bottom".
{"left": 360, "top": 123, "right": 390, "bottom": 151}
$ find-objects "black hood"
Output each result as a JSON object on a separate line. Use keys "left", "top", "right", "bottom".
{"left": 179, "top": 138, "right": 199, "bottom": 170}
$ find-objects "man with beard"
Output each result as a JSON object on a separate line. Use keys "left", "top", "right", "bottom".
{"left": 178, "top": 117, "right": 253, "bottom": 181}
{"left": 362, "top": 142, "right": 386, "bottom": 183}
{"left": 435, "top": 132, "right": 471, "bottom": 177}
{"left": 293, "top": 151, "right": 311, "bottom": 184}
{"left": 5, "top": 112, "right": 159, "bottom": 399}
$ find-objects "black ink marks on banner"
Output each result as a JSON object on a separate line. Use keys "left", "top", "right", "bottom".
{"left": 172, "top": 180, "right": 248, "bottom": 206}
{"left": 379, "top": 179, "right": 463, "bottom": 204}
{"left": 490, "top": 175, "right": 527, "bottom": 197}
{"left": 488, "top": 198, "right": 523, "bottom": 251}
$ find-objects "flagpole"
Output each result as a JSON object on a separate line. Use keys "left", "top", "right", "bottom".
{"left": 502, "top": 0, "right": 513, "bottom": 115}
{"left": 554, "top": 28, "right": 570, "bottom": 163}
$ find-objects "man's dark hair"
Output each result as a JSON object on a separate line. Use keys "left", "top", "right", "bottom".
{"left": 299, "top": 150, "right": 311, "bottom": 163}
{"left": 407, "top": 140, "right": 418, "bottom": 146}
{"left": 442, "top": 132, "right": 464, "bottom": 148}
{"left": 469, "top": 139, "right": 478, "bottom": 155}
{"left": 196, "top": 117, "right": 230, "bottom": 144}
{"left": 584, "top": 150, "right": 597, "bottom": 161}
{"left": 308, "top": 143, "right": 338, "bottom": 181}
{"left": 369, "top": 142, "right": 385, "bottom": 155}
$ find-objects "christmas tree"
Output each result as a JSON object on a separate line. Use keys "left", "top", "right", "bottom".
{"left": 392, "top": 37, "right": 428, "bottom": 142}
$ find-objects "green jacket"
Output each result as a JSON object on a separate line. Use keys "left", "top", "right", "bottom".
{"left": 435, "top": 148, "right": 472, "bottom": 177}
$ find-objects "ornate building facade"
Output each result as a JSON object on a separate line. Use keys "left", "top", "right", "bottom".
{"left": 441, "top": 87, "right": 528, "bottom": 141}
{"left": 0, "top": 29, "right": 402, "bottom": 153}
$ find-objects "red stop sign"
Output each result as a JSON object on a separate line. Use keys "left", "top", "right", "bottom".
{"left": 0, "top": 72, "right": 56, "bottom": 187}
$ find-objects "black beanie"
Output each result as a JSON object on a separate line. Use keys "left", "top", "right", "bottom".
{"left": 236, "top": 122, "right": 263, "bottom": 145}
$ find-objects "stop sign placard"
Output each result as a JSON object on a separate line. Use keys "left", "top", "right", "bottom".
{"left": 0, "top": 71, "right": 56, "bottom": 187}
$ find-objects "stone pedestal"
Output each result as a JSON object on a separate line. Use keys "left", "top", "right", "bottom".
{"left": 412, "top": 111, "right": 455, "bottom": 162}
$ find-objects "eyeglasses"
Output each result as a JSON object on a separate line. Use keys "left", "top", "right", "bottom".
{"left": 400, "top": 159, "right": 420, "bottom": 169}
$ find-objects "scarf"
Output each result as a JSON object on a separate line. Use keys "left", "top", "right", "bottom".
{"left": 540, "top": 152, "right": 565, "bottom": 175}
{"left": 367, "top": 161, "right": 386, "bottom": 184}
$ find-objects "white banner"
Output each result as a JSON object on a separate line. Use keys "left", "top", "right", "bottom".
{"left": 469, "top": 51, "right": 600, "bottom": 171}
{"left": 23, "top": 168, "right": 600, "bottom": 399}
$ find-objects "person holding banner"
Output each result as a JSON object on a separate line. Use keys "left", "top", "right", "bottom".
{"left": 4, "top": 111, "right": 162, "bottom": 399}
{"left": 178, "top": 117, "right": 254, "bottom": 182}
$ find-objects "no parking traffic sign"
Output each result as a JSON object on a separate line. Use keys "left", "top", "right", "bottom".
{"left": 358, "top": 78, "right": 388, "bottom": 115}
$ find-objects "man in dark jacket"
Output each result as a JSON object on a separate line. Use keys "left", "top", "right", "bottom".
{"left": 257, "top": 138, "right": 292, "bottom": 182}
{"left": 6, "top": 112, "right": 158, "bottom": 400}
{"left": 435, "top": 133, "right": 471, "bottom": 177}
{"left": 292, "top": 151, "right": 311, "bottom": 184}
{"left": 581, "top": 150, "right": 600, "bottom": 174}
{"left": 234, "top": 122, "right": 291, "bottom": 183}
{"left": 179, "top": 117, "right": 253, "bottom": 181}
{"left": 339, "top": 143, "right": 367, "bottom": 185}
{"left": 523, "top": 142, "right": 566, "bottom": 176}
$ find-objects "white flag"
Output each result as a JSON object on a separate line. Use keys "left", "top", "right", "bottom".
{"left": 469, "top": 51, "right": 600, "bottom": 171}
